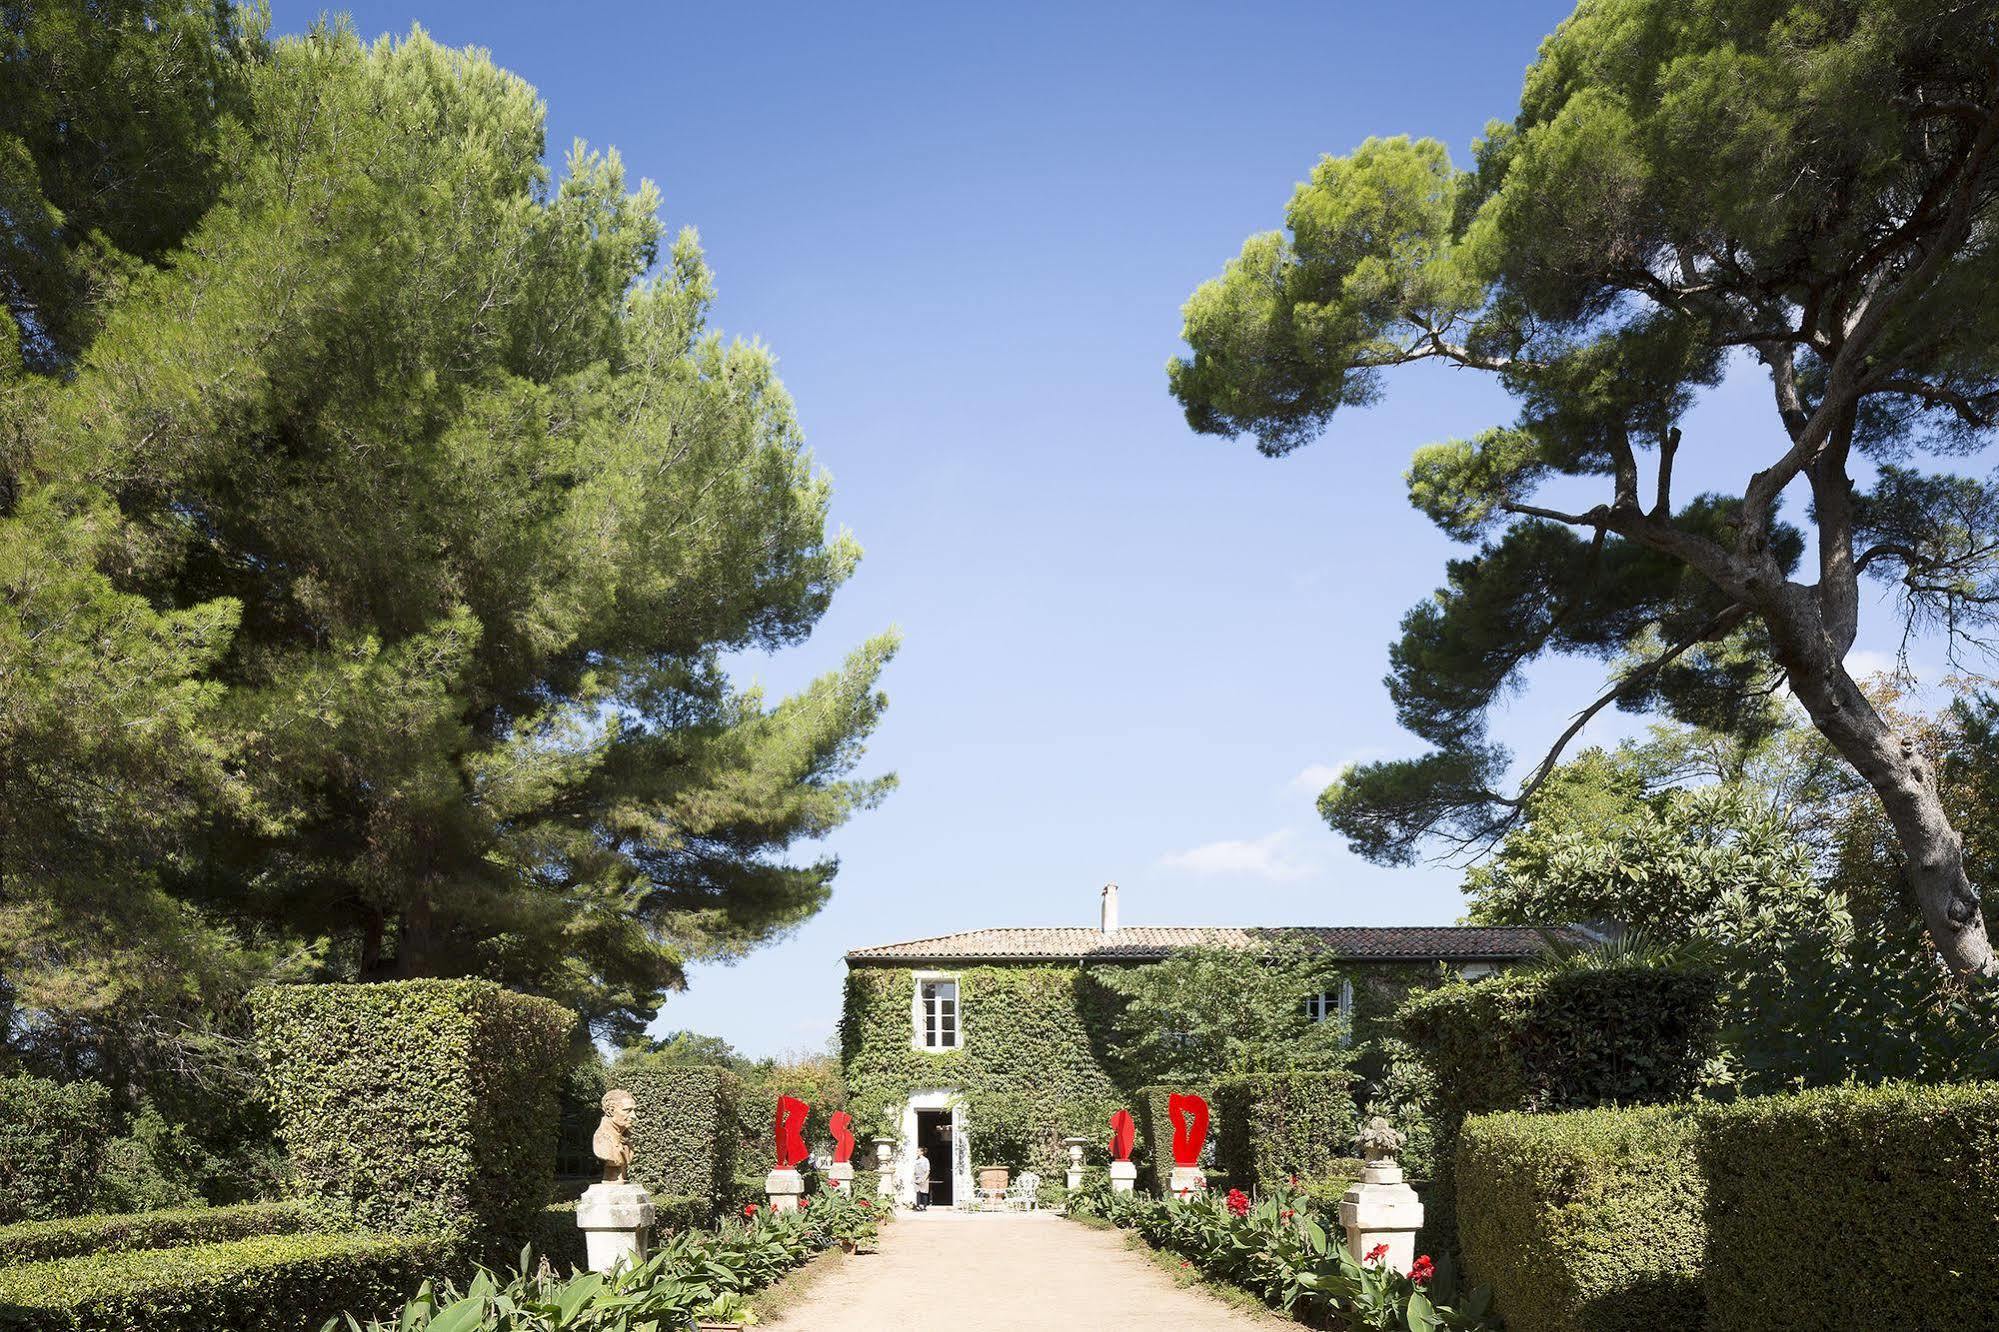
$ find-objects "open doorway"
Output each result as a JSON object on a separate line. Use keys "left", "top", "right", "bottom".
{"left": 914, "top": 1107, "right": 955, "bottom": 1207}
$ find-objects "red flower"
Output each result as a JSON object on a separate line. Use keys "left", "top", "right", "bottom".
{"left": 743, "top": 1203, "right": 759, "bottom": 1218}
{"left": 1288, "top": 1175, "right": 1299, "bottom": 1188}
{"left": 799, "top": 1196, "right": 810, "bottom": 1208}
{"left": 858, "top": 1198, "right": 871, "bottom": 1208}
{"left": 1408, "top": 1254, "right": 1435, "bottom": 1285}
{"left": 1365, "top": 1243, "right": 1389, "bottom": 1264}
{"left": 1180, "top": 1260, "right": 1191, "bottom": 1268}
{"left": 1225, "top": 1188, "right": 1250, "bottom": 1217}
{"left": 1280, "top": 1209, "right": 1293, "bottom": 1221}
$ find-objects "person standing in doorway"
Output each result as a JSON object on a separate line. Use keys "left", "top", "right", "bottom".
{"left": 913, "top": 1147, "right": 932, "bottom": 1211}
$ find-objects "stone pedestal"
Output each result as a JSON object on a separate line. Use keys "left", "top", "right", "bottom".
{"left": 765, "top": 1167, "right": 804, "bottom": 1213}
{"left": 826, "top": 1161, "right": 854, "bottom": 1194}
{"left": 575, "top": 1182, "right": 654, "bottom": 1274}
{"left": 1169, "top": 1165, "right": 1206, "bottom": 1196}
{"left": 1109, "top": 1159, "right": 1137, "bottom": 1194}
{"left": 1339, "top": 1159, "right": 1424, "bottom": 1272}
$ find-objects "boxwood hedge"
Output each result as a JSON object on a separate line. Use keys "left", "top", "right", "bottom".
{"left": 1214, "top": 1071, "right": 1356, "bottom": 1196}
{"left": 1401, "top": 965, "right": 1719, "bottom": 1251}
{"left": 1456, "top": 1105, "right": 1705, "bottom": 1332}
{"left": 0, "top": 1201, "right": 314, "bottom": 1266}
{"left": 250, "top": 979, "right": 575, "bottom": 1249}
{"left": 1700, "top": 1081, "right": 1999, "bottom": 1332}
{"left": 0, "top": 1230, "right": 443, "bottom": 1331}
{"left": 0, "top": 1074, "right": 112, "bottom": 1225}
{"left": 611, "top": 1060, "right": 739, "bottom": 1213}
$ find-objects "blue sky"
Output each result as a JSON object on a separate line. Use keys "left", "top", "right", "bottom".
{"left": 268, "top": 2, "right": 1934, "bottom": 1056}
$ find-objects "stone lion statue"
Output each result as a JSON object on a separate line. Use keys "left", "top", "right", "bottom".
{"left": 593, "top": 1089, "right": 637, "bottom": 1184}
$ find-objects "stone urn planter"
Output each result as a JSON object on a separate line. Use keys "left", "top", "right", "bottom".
{"left": 977, "top": 1165, "right": 1009, "bottom": 1206}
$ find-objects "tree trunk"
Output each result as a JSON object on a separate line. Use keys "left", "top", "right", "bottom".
{"left": 1783, "top": 648, "right": 1997, "bottom": 977}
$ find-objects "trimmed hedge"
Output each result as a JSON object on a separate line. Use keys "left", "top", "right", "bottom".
{"left": 0, "top": 1075, "right": 112, "bottom": 1225}
{"left": 1137, "top": 1085, "right": 1214, "bottom": 1193}
{"left": 1456, "top": 1106, "right": 1704, "bottom": 1332}
{"left": 1401, "top": 966, "right": 1719, "bottom": 1250}
{"left": 1700, "top": 1081, "right": 1999, "bottom": 1332}
{"left": 0, "top": 1230, "right": 444, "bottom": 1331}
{"left": 612, "top": 1060, "right": 739, "bottom": 1213}
{"left": 1214, "top": 1071, "right": 1356, "bottom": 1195}
{"left": 0, "top": 1201, "right": 315, "bottom": 1267}
{"left": 251, "top": 979, "right": 575, "bottom": 1249}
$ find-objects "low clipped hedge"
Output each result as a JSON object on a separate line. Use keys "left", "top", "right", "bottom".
{"left": 0, "top": 1201, "right": 315, "bottom": 1266}
{"left": 1214, "top": 1071, "right": 1356, "bottom": 1196}
{"left": 0, "top": 1075, "right": 112, "bottom": 1225}
{"left": 1456, "top": 1105, "right": 1704, "bottom": 1332}
{"left": 613, "top": 1059, "right": 740, "bottom": 1213}
{"left": 252, "top": 980, "right": 574, "bottom": 1251}
{"left": 1401, "top": 965, "right": 1719, "bottom": 1251}
{"left": 1136, "top": 1084, "right": 1214, "bottom": 1193}
{"left": 1700, "top": 1081, "right": 1999, "bottom": 1332}
{"left": 0, "top": 1230, "right": 444, "bottom": 1331}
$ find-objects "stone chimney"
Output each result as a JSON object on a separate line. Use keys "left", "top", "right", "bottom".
{"left": 1100, "top": 882, "right": 1119, "bottom": 935}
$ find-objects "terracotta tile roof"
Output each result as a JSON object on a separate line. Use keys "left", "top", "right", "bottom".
{"left": 844, "top": 925, "right": 1574, "bottom": 964}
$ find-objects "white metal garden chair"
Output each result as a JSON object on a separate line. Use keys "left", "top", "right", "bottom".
{"left": 1006, "top": 1170, "right": 1041, "bottom": 1212}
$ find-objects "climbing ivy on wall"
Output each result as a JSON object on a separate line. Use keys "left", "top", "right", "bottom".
{"left": 841, "top": 966, "right": 1132, "bottom": 1173}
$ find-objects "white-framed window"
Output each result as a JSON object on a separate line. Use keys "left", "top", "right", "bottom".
{"left": 911, "top": 972, "right": 961, "bottom": 1050}
{"left": 1305, "top": 979, "right": 1355, "bottom": 1043}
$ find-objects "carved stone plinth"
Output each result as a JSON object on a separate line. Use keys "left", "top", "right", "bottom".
{"left": 1340, "top": 1159, "right": 1424, "bottom": 1273}
{"left": 1169, "top": 1165, "right": 1206, "bottom": 1196}
{"left": 826, "top": 1161, "right": 854, "bottom": 1194}
{"left": 575, "top": 1181, "right": 654, "bottom": 1274}
{"left": 1109, "top": 1159, "right": 1137, "bottom": 1194}
{"left": 766, "top": 1167, "right": 804, "bottom": 1213}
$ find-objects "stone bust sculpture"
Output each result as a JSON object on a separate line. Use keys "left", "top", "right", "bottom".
{"left": 593, "top": 1089, "right": 637, "bottom": 1184}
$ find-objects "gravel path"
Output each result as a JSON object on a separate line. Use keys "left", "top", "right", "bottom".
{"left": 761, "top": 1211, "right": 1277, "bottom": 1330}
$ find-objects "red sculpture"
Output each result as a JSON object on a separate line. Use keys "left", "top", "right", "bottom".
{"left": 774, "top": 1095, "right": 809, "bottom": 1170}
{"left": 1109, "top": 1108, "right": 1136, "bottom": 1162}
{"left": 829, "top": 1110, "right": 856, "bottom": 1165}
{"left": 1168, "top": 1092, "right": 1209, "bottom": 1168}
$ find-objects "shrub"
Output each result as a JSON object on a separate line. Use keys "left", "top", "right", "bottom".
{"left": 609, "top": 1057, "right": 740, "bottom": 1213}
{"left": 1401, "top": 965, "right": 1719, "bottom": 1251}
{"left": 1456, "top": 1105, "right": 1704, "bottom": 1332}
{"left": 1214, "top": 1071, "right": 1357, "bottom": 1196}
{"left": 0, "top": 1074, "right": 112, "bottom": 1224}
{"left": 1699, "top": 1081, "right": 1999, "bottom": 1332}
{"left": 250, "top": 979, "right": 575, "bottom": 1249}
{"left": 0, "top": 1200, "right": 316, "bottom": 1266}
{"left": 0, "top": 1230, "right": 444, "bottom": 1331}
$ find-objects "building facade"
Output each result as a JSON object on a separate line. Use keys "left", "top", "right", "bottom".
{"left": 840, "top": 884, "right": 1558, "bottom": 1206}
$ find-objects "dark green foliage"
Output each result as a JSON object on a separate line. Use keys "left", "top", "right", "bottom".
{"left": 612, "top": 1060, "right": 740, "bottom": 1212}
{"left": 1214, "top": 1072, "right": 1356, "bottom": 1196}
{"left": 553, "top": 1057, "right": 611, "bottom": 1183}
{"left": 1699, "top": 1082, "right": 1999, "bottom": 1332}
{"left": 250, "top": 980, "right": 573, "bottom": 1249}
{"left": 0, "top": 1075, "right": 109, "bottom": 1224}
{"left": 0, "top": 1201, "right": 313, "bottom": 1267}
{"left": 0, "top": 1230, "right": 444, "bottom": 1332}
{"left": 842, "top": 966, "right": 1129, "bottom": 1174}
{"left": 1456, "top": 1106, "right": 1704, "bottom": 1332}
{"left": 1401, "top": 966, "right": 1719, "bottom": 1251}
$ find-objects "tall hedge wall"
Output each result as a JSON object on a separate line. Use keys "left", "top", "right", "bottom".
{"left": 1699, "top": 1081, "right": 1999, "bottom": 1332}
{"left": 1213, "top": 1072, "right": 1355, "bottom": 1195}
{"left": 0, "top": 1073, "right": 112, "bottom": 1225}
{"left": 1400, "top": 965, "right": 1719, "bottom": 1251}
{"left": 251, "top": 979, "right": 575, "bottom": 1249}
{"left": 611, "top": 1059, "right": 740, "bottom": 1212}
{"left": 842, "top": 965, "right": 1130, "bottom": 1174}
{"left": 1456, "top": 1105, "right": 1704, "bottom": 1332}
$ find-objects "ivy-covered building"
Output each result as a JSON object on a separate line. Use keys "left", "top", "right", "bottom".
{"left": 840, "top": 884, "right": 1558, "bottom": 1205}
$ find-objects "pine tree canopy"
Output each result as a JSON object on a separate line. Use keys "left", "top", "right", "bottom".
{"left": 2, "top": 13, "right": 896, "bottom": 1058}
{"left": 1170, "top": 0, "right": 1999, "bottom": 974}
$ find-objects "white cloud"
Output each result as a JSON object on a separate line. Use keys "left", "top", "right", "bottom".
{"left": 1844, "top": 648, "right": 1907, "bottom": 681}
{"left": 1158, "top": 829, "right": 1313, "bottom": 881}
{"left": 1290, "top": 763, "right": 1344, "bottom": 792}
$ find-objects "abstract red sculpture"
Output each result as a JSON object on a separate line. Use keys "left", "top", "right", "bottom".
{"left": 1109, "top": 1108, "right": 1136, "bottom": 1162}
{"left": 829, "top": 1110, "right": 856, "bottom": 1165}
{"left": 774, "top": 1095, "right": 809, "bottom": 1170}
{"left": 1168, "top": 1092, "right": 1209, "bottom": 1168}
